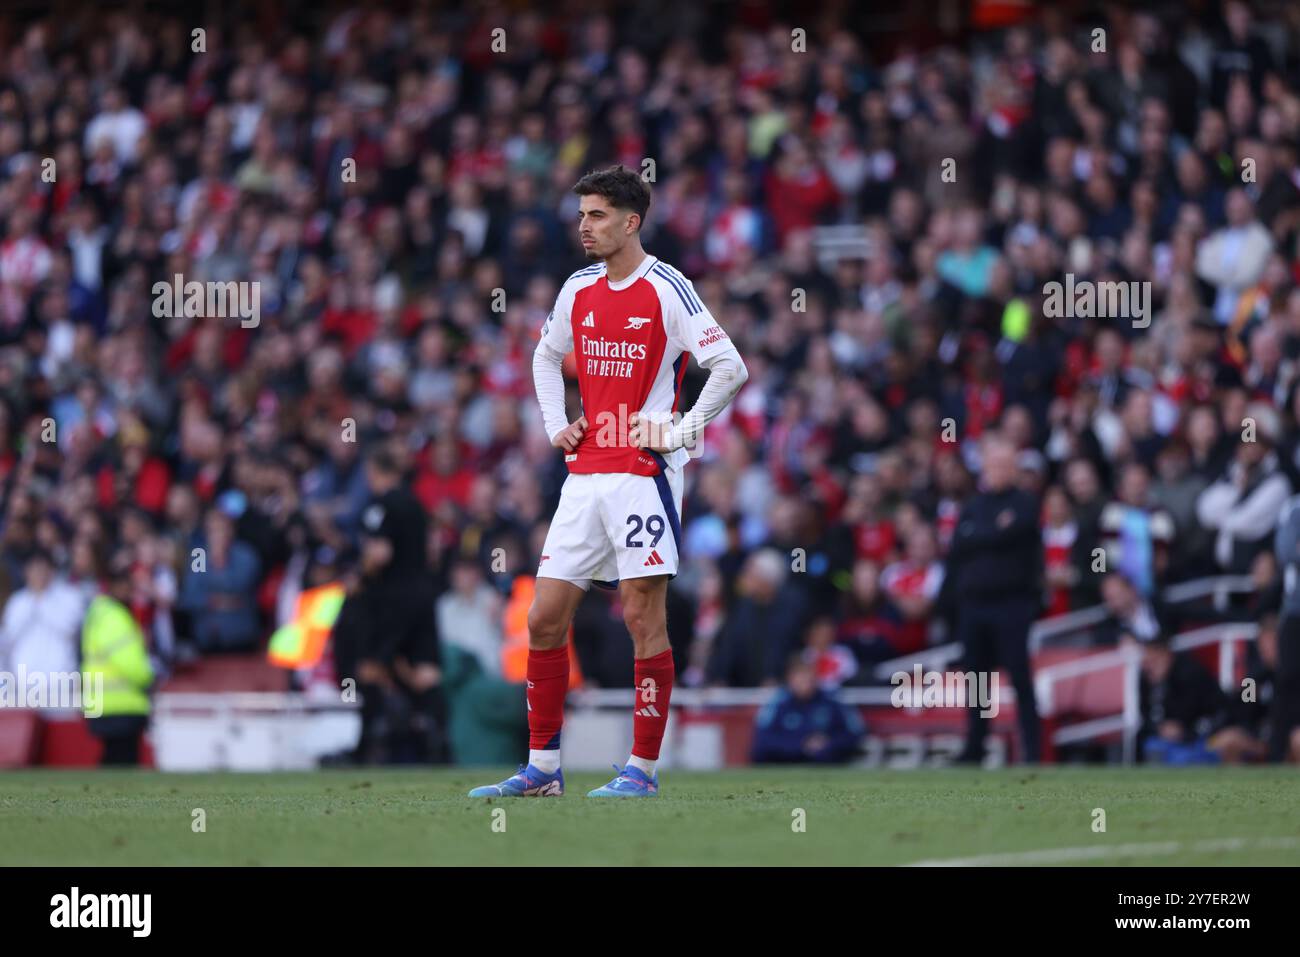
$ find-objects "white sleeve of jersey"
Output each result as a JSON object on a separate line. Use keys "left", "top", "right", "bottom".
{"left": 538, "top": 280, "right": 576, "bottom": 355}
{"left": 655, "top": 267, "right": 746, "bottom": 453}
{"left": 533, "top": 278, "right": 580, "bottom": 442}
{"left": 662, "top": 352, "right": 748, "bottom": 452}
{"left": 533, "top": 343, "right": 569, "bottom": 443}
{"left": 659, "top": 269, "right": 738, "bottom": 366}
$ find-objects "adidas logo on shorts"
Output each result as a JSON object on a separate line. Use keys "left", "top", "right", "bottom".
{"left": 643, "top": 549, "right": 666, "bottom": 567}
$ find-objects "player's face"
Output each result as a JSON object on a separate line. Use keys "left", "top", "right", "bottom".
{"left": 577, "top": 194, "right": 633, "bottom": 260}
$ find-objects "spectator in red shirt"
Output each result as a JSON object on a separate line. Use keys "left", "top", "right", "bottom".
{"left": 764, "top": 138, "right": 838, "bottom": 247}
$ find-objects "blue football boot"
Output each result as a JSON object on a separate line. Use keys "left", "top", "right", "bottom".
{"left": 586, "top": 763, "right": 659, "bottom": 797}
{"left": 468, "top": 764, "right": 564, "bottom": 797}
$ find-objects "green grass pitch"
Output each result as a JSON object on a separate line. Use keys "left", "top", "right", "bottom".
{"left": 3, "top": 767, "right": 1298, "bottom": 866}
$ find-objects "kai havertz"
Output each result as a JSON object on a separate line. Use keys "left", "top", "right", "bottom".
{"left": 890, "top": 665, "right": 1000, "bottom": 718}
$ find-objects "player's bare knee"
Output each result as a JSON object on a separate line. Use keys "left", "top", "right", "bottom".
{"left": 621, "top": 598, "right": 661, "bottom": 641}
{"left": 527, "top": 602, "right": 568, "bottom": 649}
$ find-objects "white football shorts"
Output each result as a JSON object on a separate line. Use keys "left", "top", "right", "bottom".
{"left": 536, "top": 465, "right": 684, "bottom": 590}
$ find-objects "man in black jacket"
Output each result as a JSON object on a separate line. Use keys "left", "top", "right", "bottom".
{"left": 946, "top": 434, "right": 1043, "bottom": 764}
{"left": 331, "top": 446, "right": 443, "bottom": 764}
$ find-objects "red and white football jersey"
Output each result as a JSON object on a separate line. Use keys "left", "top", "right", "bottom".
{"left": 539, "top": 255, "right": 737, "bottom": 475}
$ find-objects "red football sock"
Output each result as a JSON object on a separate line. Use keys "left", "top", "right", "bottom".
{"left": 632, "top": 649, "right": 675, "bottom": 761}
{"left": 527, "top": 646, "right": 570, "bottom": 750}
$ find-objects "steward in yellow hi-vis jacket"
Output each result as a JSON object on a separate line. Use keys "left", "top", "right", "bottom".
{"left": 81, "top": 558, "right": 155, "bottom": 766}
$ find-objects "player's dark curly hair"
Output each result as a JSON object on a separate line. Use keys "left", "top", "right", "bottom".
{"left": 572, "top": 165, "right": 651, "bottom": 229}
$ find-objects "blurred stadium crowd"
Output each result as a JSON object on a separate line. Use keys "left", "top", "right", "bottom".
{"left": 1, "top": 1, "right": 1300, "bottom": 762}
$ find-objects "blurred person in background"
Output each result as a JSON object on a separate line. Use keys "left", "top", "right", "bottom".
{"left": 707, "top": 548, "right": 807, "bottom": 687}
{"left": 330, "top": 446, "right": 442, "bottom": 765}
{"left": 879, "top": 523, "right": 944, "bottom": 655}
{"left": 944, "top": 433, "right": 1043, "bottom": 764}
{"left": 437, "top": 554, "right": 504, "bottom": 679}
{"left": 751, "top": 656, "right": 864, "bottom": 764}
{"left": 1138, "top": 633, "right": 1227, "bottom": 766}
{"left": 1208, "top": 612, "right": 1279, "bottom": 763}
{"left": 1098, "top": 461, "right": 1175, "bottom": 598}
{"left": 178, "top": 505, "right": 262, "bottom": 653}
{"left": 1196, "top": 402, "right": 1291, "bottom": 574}
{"left": 128, "top": 532, "right": 179, "bottom": 679}
{"left": 0, "top": 548, "right": 87, "bottom": 718}
{"left": 1040, "top": 485, "right": 1078, "bottom": 618}
{"left": 1150, "top": 438, "right": 1216, "bottom": 581}
{"left": 1098, "top": 571, "right": 1174, "bottom": 646}
{"left": 836, "top": 558, "right": 903, "bottom": 678}
{"left": 801, "top": 615, "right": 858, "bottom": 690}
{"left": 1196, "top": 188, "right": 1273, "bottom": 326}
{"left": 82, "top": 552, "right": 155, "bottom": 766}
{"left": 1062, "top": 457, "right": 1108, "bottom": 609}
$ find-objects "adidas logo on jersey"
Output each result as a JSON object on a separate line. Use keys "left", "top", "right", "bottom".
{"left": 582, "top": 311, "right": 595, "bottom": 327}
{"left": 643, "top": 549, "right": 666, "bottom": 567}
{"left": 625, "top": 316, "right": 651, "bottom": 330}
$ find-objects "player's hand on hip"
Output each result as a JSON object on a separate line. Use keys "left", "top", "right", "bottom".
{"left": 553, "top": 416, "right": 588, "bottom": 452}
{"left": 628, "top": 412, "right": 672, "bottom": 452}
